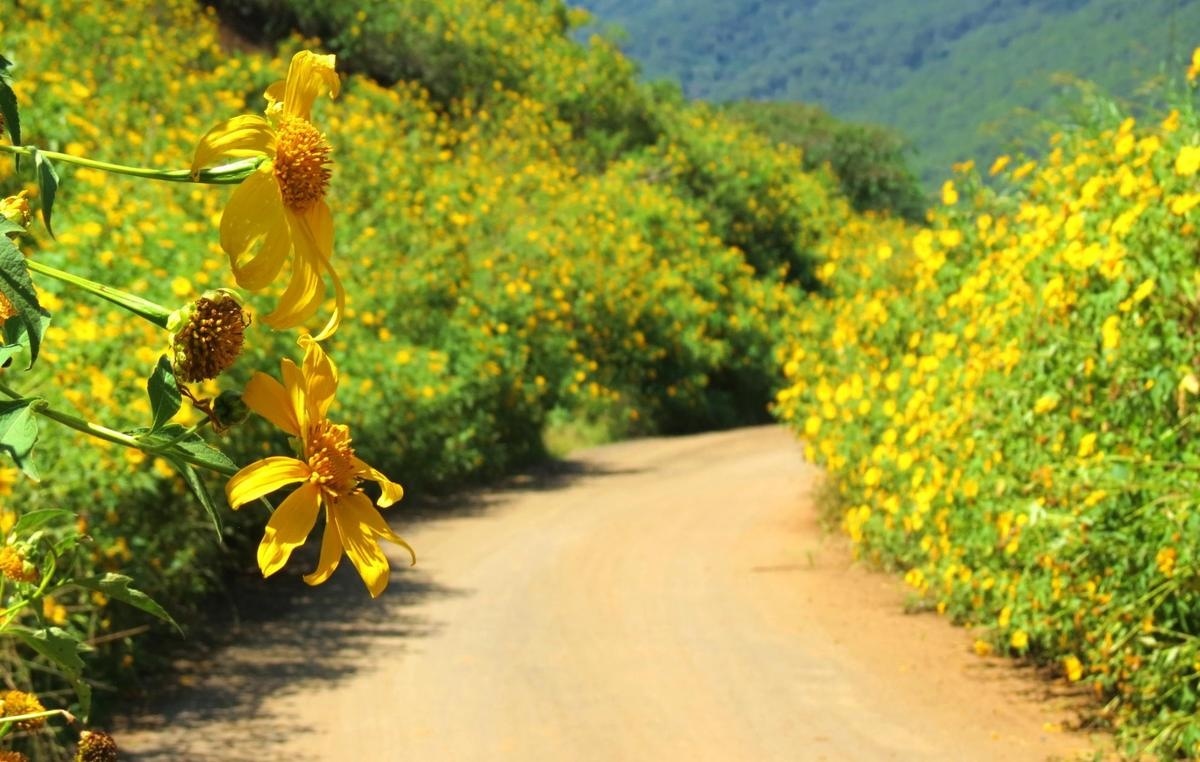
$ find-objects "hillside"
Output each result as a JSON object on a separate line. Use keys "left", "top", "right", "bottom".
{"left": 574, "top": 0, "right": 1200, "bottom": 180}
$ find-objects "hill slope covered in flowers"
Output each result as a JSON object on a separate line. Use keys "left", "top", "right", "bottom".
{"left": 776, "top": 96, "right": 1200, "bottom": 756}
{"left": 0, "top": 0, "right": 851, "bottom": 745}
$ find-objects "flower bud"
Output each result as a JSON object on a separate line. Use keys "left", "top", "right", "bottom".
{"left": 212, "top": 390, "right": 251, "bottom": 429}
{"left": 0, "top": 546, "right": 37, "bottom": 584}
{"left": 0, "top": 191, "right": 31, "bottom": 229}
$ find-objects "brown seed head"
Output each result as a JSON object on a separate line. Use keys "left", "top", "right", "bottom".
{"left": 173, "top": 293, "right": 249, "bottom": 383}
{"left": 75, "top": 729, "right": 119, "bottom": 762}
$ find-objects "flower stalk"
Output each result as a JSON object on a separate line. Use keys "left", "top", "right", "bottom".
{"left": 24, "top": 259, "right": 172, "bottom": 328}
{"left": 0, "top": 144, "right": 262, "bottom": 185}
{"left": 0, "top": 383, "right": 238, "bottom": 476}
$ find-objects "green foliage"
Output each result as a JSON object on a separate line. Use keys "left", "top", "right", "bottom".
{"left": 210, "top": 0, "right": 669, "bottom": 165}
{"left": 725, "top": 101, "right": 927, "bottom": 220}
{"left": 576, "top": 0, "right": 1200, "bottom": 182}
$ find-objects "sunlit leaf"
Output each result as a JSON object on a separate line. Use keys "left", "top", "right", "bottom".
{"left": 0, "top": 398, "right": 39, "bottom": 480}
{"left": 147, "top": 355, "right": 182, "bottom": 432}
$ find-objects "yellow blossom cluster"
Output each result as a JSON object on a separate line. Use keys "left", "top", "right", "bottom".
{"left": 776, "top": 91, "right": 1200, "bottom": 754}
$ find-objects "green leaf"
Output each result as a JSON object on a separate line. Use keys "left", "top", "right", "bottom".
{"left": 171, "top": 431, "right": 237, "bottom": 472}
{"left": 8, "top": 625, "right": 87, "bottom": 676}
{"left": 0, "top": 234, "right": 50, "bottom": 367}
{"left": 0, "top": 218, "right": 23, "bottom": 237}
{"left": 0, "top": 341, "right": 22, "bottom": 369}
{"left": 32, "top": 151, "right": 58, "bottom": 238}
{"left": 163, "top": 455, "right": 223, "bottom": 538}
{"left": 147, "top": 355, "right": 182, "bottom": 432}
{"left": 6, "top": 625, "right": 91, "bottom": 718}
{"left": 0, "top": 398, "right": 39, "bottom": 480}
{"left": 73, "top": 680, "right": 92, "bottom": 723}
{"left": 76, "top": 573, "right": 180, "bottom": 633}
{"left": 0, "top": 55, "right": 21, "bottom": 165}
{"left": 11, "top": 508, "right": 74, "bottom": 536}
{"left": 131, "top": 424, "right": 237, "bottom": 472}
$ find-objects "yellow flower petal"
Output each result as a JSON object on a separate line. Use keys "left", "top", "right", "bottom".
{"left": 257, "top": 482, "right": 322, "bottom": 577}
{"left": 262, "top": 208, "right": 329, "bottom": 331}
{"left": 299, "top": 333, "right": 338, "bottom": 419}
{"left": 353, "top": 456, "right": 404, "bottom": 508}
{"left": 226, "top": 456, "right": 310, "bottom": 508}
{"left": 312, "top": 248, "right": 345, "bottom": 341}
{"left": 279, "top": 357, "right": 310, "bottom": 437}
{"left": 281, "top": 51, "right": 340, "bottom": 121}
{"left": 303, "top": 511, "right": 342, "bottom": 587}
{"left": 192, "top": 114, "right": 274, "bottom": 174}
{"left": 219, "top": 165, "right": 291, "bottom": 290}
{"left": 296, "top": 200, "right": 343, "bottom": 341}
{"left": 242, "top": 372, "right": 301, "bottom": 437}
{"left": 264, "top": 80, "right": 285, "bottom": 111}
{"left": 336, "top": 493, "right": 415, "bottom": 597}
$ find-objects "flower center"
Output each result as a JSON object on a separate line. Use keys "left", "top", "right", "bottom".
{"left": 307, "top": 419, "right": 358, "bottom": 494}
{"left": 273, "top": 114, "right": 332, "bottom": 211}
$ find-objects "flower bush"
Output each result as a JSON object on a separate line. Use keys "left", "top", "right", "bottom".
{"left": 0, "top": 0, "right": 835, "bottom": 756}
{"left": 776, "top": 90, "right": 1200, "bottom": 757}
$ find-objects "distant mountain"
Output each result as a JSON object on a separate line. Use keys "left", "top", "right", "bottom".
{"left": 573, "top": 0, "right": 1200, "bottom": 181}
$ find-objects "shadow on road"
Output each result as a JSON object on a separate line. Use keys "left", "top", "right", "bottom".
{"left": 116, "top": 455, "right": 638, "bottom": 760}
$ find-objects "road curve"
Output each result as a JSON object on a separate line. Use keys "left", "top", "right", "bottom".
{"left": 118, "top": 426, "right": 1101, "bottom": 761}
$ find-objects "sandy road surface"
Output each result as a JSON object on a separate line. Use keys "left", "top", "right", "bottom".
{"left": 118, "top": 426, "right": 1102, "bottom": 761}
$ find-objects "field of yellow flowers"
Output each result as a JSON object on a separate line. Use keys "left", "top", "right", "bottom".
{"left": 776, "top": 90, "right": 1200, "bottom": 754}
{"left": 0, "top": 0, "right": 848, "bottom": 752}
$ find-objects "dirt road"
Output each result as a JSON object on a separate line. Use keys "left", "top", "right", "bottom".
{"left": 118, "top": 426, "right": 1102, "bottom": 761}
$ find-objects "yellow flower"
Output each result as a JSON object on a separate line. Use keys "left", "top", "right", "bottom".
{"left": 225, "top": 335, "right": 413, "bottom": 597}
{"left": 1077, "top": 432, "right": 1098, "bottom": 459}
{"left": 1175, "top": 145, "right": 1200, "bottom": 177}
{"left": 1033, "top": 394, "right": 1059, "bottom": 415}
{"left": 941, "top": 180, "right": 959, "bottom": 206}
{"left": 1156, "top": 547, "right": 1177, "bottom": 577}
{"left": 1010, "top": 630, "right": 1029, "bottom": 650}
{"left": 1063, "top": 655, "right": 1084, "bottom": 682}
{"left": 1101, "top": 315, "right": 1121, "bottom": 353}
{"left": 0, "top": 690, "right": 44, "bottom": 730}
{"left": 192, "top": 51, "right": 345, "bottom": 339}
{"left": 0, "top": 191, "right": 31, "bottom": 228}
{"left": 1169, "top": 193, "right": 1200, "bottom": 216}
{"left": 1189, "top": 47, "right": 1200, "bottom": 83}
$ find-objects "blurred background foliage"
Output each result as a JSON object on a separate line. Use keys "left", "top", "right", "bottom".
{"left": 575, "top": 0, "right": 1200, "bottom": 184}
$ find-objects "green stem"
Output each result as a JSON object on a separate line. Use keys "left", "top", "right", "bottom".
{"left": 0, "top": 708, "right": 75, "bottom": 727}
{"left": 0, "top": 383, "right": 238, "bottom": 476}
{"left": 0, "top": 144, "right": 262, "bottom": 185}
{"left": 25, "top": 259, "right": 172, "bottom": 329}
